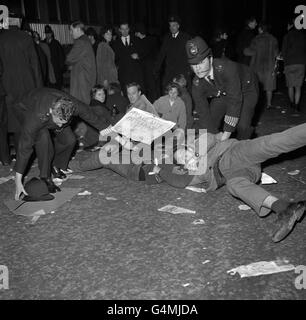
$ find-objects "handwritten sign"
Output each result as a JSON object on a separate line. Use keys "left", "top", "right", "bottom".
{"left": 112, "top": 108, "right": 175, "bottom": 145}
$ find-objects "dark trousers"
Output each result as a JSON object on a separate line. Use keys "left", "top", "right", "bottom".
{"left": 35, "top": 126, "right": 76, "bottom": 178}
{"left": 210, "top": 89, "right": 258, "bottom": 139}
{"left": 0, "top": 96, "right": 10, "bottom": 163}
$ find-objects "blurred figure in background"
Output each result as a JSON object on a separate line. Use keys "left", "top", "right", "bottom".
{"left": 282, "top": 17, "right": 306, "bottom": 112}
{"left": 44, "top": 25, "right": 65, "bottom": 90}
{"left": 96, "top": 25, "right": 118, "bottom": 89}
{"left": 236, "top": 17, "right": 258, "bottom": 65}
{"left": 244, "top": 22, "right": 279, "bottom": 109}
{"left": 211, "top": 28, "right": 235, "bottom": 60}
{"left": 86, "top": 27, "right": 99, "bottom": 56}
{"left": 135, "top": 23, "right": 159, "bottom": 102}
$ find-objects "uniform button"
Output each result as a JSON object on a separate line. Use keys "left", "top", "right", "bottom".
{"left": 247, "top": 80, "right": 250, "bottom": 83}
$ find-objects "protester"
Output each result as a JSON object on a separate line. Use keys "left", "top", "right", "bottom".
{"left": 211, "top": 28, "right": 235, "bottom": 60}
{"left": 106, "top": 82, "right": 129, "bottom": 118}
{"left": 70, "top": 123, "right": 306, "bottom": 243}
{"left": 13, "top": 88, "right": 110, "bottom": 199}
{"left": 153, "top": 82, "right": 186, "bottom": 130}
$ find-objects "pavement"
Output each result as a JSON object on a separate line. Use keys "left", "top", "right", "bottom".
{"left": 1, "top": 89, "right": 306, "bottom": 300}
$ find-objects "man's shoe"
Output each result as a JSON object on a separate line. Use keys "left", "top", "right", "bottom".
{"left": 40, "top": 177, "right": 61, "bottom": 193}
{"left": 272, "top": 201, "right": 306, "bottom": 243}
{"left": 51, "top": 166, "right": 67, "bottom": 179}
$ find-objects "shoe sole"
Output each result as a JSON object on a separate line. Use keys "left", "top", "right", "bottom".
{"left": 272, "top": 204, "right": 305, "bottom": 243}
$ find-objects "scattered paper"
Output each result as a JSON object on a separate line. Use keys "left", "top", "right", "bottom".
{"left": 30, "top": 215, "right": 41, "bottom": 224}
{"left": 98, "top": 192, "right": 105, "bottom": 196}
{"left": 158, "top": 205, "right": 196, "bottom": 215}
{"left": 261, "top": 172, "right": 277, "bottom": 184}
{"left": 238, "top": 204, "right": 251, "bottom": 211}
{"left": 182, "top": 283, "right": 191, "bottom": 287}
{"left": 202, "top": 260, "right": 210, "bottom": 265}
{"left": 192, "top": 219, "right": 205, "bottom": 225}
{"left": 78, "top": 190, "right": 92, "bottom": 196}
{"left": 281, "top": 110, "right": 286, "bottom": 114}
{"left": 185, "top": 186, "right": 207, "bottom": 193}
{"left": 67, "top": 175, "right": 85, "bottom": 180}
{"left": 0, "top": 175, "right": 14, "bottom": 185}
{"left": 106, "top": 197, "right": 118, "bottom": 201}
{"left": 227, "top": 260, "right": 296, "bottom": 278}
{"left": 288, "top": 170, "right": 300, "bottom": 176}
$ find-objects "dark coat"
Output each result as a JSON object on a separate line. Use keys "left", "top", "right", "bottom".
{"left": 236, "top": 27, "right": 257, "bottom": 65}
{"left": 0, "top": 28, "right": 43, "bottom": 132}
{"left": 155, "top": 31, "right": 191, "bottom": 87}
{"left": 13, "top": 88, "right": 106, "bottom": 174}
{"left": 112, "top": 35, "right": 144, "bottom": 91}
{"left": 45, "top": 38, "right": 65, "bottom": 88}
{"left": 192, "top": 58, "right": 258, "bottom": 133}
{"left": 282, "top": 28, "right": 306, "bottom": 66}
{"left": 66, "top": 34, "right": 96, "bottom": 104}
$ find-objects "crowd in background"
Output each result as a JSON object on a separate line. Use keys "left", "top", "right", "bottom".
{"left": 1, "top": 13, "right": 306, "bottom": 165}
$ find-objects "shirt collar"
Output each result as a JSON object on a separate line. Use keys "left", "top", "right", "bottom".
{"left": 205, "top": 63, "right": 214, "bottom": 82}
{"left": 172, "top": 31, "right": 179, "bottom": 38}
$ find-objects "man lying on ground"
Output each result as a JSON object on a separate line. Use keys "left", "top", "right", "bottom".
{"left": 69, "top": 124, "right": 306, "bottom": 243}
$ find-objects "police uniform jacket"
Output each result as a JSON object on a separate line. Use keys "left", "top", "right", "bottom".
{"left": 192, "top": 58, "right": 257, "bottom": 132}
{"left": 14, "top": 88, "right": 107, "bottom": 175}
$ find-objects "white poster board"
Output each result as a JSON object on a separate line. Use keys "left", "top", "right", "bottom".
{"left": 111, "top": 108, "right": 176, "bottom": 145}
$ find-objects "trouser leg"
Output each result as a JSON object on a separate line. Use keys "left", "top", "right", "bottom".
{"left": 236, "top": 90, "right": 258, "bottom": 140}
{"left": 221, "top": 123, "right": 306, "bottom": 168}
{"left": 0, "top": 96, "right": 10, "bottom": 162}
{"left": 34, "top": 129, "right": 54, "bottom": 178}
{"left": 53, "top": 126, "right": 76, "bottom": 170}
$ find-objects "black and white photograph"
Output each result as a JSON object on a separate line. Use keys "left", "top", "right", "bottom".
{"left": 0, "top": 0, "right": 306, "bottom": 304}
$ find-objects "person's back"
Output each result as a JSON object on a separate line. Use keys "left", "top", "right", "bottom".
{"left": 282, "top": 28, "right": 306, "bottom": 66}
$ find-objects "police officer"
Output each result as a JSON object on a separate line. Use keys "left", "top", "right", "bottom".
{"left": 13, "top": 88, "right": 109, "bottom": 200}
{"left": 187, "top": 36, "right": 258, "bottom": 140}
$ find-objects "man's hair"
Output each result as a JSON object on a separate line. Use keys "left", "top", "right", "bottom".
{"left": 165, "top": 82, "right": 181, "bottom": 96}
{"left": 51, "top": 97, "right": 75, "bottom": 122}
{"left": 126, "top": 82, "right": 142, "bottom": 92}
{"left": 91, "top": 84, "right": 106, "bottom": 99}
{"left": 119, "top": 21, "right": 129, "bottom": 28}
{"left": 86, "top": 27, "right": 97, "bottom": 39}
{"left": 71, "top": 20, "right": 85, "bottom": 31}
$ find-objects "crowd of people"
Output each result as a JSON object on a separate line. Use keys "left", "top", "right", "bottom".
{"left": 0, "top": 13, "right": 306, "bottom": 243}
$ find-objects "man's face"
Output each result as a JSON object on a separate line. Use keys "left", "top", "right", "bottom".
{"left": 175, "top": 148, "right": 200, "bottom": 171}
{"left": 119, "top": 24, "right": 130, "bottom": 37}
{"left": 45, "top": 32, "right": 52, "bottom": 41}
{"left": 169, "top": 22, "right": 179, "bottom": 34}
{"left": 127, "top": 86, "right": 141, "bottom": 104}
{"left": 50, "top": 110, "right": 68, "bottom": 128}
{"left": 70, "top": 26, "right": 82, "bottom": 40}
{"left": 191, "top": 57, "right": 212, "bottom": 78}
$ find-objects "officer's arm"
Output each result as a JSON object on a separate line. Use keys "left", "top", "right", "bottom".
{"left": 192, "top": 80, "right": 210, "bottom": 116}
{"left": 220, "top": 62, "right": 243, "bottom": 133}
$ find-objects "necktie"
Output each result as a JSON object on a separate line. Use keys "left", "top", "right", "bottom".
{"left": 125, "top": 37, "right": 128, "bottom": 46}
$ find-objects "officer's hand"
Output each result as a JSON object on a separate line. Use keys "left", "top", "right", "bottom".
{"left": 216, "top": 132, "right": 223, "bottom": 141}
{"left": 131, "top": 53, "right": 139, "bottom": 60}
{"left": 15, "top": 180, "right": 28, "bottom": 201}
{"left": 221, "top": 131, "right": 231, "bottom": 141}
